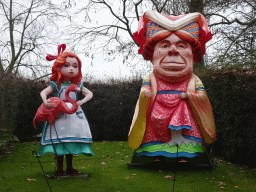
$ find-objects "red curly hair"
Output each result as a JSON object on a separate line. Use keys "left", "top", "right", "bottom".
{"left": 50, "top": 52, "right": 82, "bottom": 87}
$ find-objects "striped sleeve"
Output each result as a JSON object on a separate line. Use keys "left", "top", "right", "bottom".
{"left": 49, "top": 81, "right": 60, "bottom": 92}
{"left": 78, "top": 81, "right": 84, "bottom": 89}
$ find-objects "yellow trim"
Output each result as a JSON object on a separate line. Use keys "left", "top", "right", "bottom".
{"left": 128, "top": 92, "right": 150, "bottom": 150}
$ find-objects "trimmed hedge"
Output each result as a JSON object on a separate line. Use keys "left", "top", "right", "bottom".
{"left": 0, "top": 73, "right": 46, "bottom": 142}
{"left": 82, "top": 80, "right": 141, "bottom": 141}
{"left": 201, "top": 69, "right": 256, "bottom": 167}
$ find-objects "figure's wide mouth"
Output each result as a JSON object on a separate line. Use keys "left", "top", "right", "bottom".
{"left": 161, "top": 62, "right": 186, "bottom": 71}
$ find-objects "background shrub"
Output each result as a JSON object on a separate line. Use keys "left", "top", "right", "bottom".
{"left": 0, "top": 73, "right": 46, "bottom": 143}
{"left": 200, "top": 69, "right": 256, "bottom": 167}
{"left": 82, "top": 79, "right": 141, "bottom": 141}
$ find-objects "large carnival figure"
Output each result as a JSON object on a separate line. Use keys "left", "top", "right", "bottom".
{"left": 128, "top": 11, "right": 216, "bottom": 164}
{"left": 34, "top": 44, "right": 94, "bottom": 176}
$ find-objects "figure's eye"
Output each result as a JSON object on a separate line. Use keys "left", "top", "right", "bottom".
{"left": 162, "top": 44, "right": 169, "bottom": 48}
{"left": 73, "top": 65, "right": 78, "bottom": 68}
{"left": 178, "top": 43, "right": 186, "bottom": 49}
{"left": 64, "top": 63, "right": 69, "bottom": 67}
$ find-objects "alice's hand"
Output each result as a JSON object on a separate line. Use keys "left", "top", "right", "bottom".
{"left": 144, "top": 90, "right": 154, "bottom": 98}
{"left": 43, "top": 99, "right": 56, "bottom": 108}
{"left": 180, "top": 92, "right": 187, "bottom": 99}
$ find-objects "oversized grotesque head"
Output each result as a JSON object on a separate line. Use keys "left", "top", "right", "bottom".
{"left": 133, "top": 11, "right": 212, "bottom": 82}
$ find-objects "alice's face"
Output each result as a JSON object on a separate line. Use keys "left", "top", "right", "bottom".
{"left": 59, "top": 57, "right": 79, "bottom": 80}
{"left": 152, "top": 33, "right": 193, "bottom": 82}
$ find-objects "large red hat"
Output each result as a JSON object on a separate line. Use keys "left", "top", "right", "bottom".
{"left": 133, "top": 11, "right": 213, "bottom": 61}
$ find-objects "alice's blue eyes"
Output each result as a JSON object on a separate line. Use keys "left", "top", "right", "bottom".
{"left": 63, "top": 63, "right": 78, "bottom": 68}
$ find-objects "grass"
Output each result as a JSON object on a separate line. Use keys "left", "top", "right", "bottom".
{"left": 0, "top": 129, "right": 19, "bottom": 153}
{"left": 0, "top": 141, "right": 256, "bottom": 192}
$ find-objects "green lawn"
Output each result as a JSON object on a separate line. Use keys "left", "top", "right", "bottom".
{"left": 0, "top": 141, "right": 255, "bottom": 192}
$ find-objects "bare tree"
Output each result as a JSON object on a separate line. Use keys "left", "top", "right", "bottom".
{"left": 65, "top": 0, "right": 256, "bottom": 69}
{"left": 206, "top": 0, "right": 256, "bottom": 68}
{"left": 0, "top": 0, "right": 66, "bottom": 78}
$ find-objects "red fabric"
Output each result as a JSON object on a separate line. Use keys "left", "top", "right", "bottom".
{"left": 141, "top": 77, "right": 202, "bottom": 144}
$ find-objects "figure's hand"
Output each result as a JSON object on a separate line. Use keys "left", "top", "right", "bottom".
{"left": 144, "top": 90, "right": 154, "bottom": 98}
{"left": 43, "top": 99, "right": 56, "bottom": 108}
{"left": 180, "top": 92, "right": 187, "bottom": 99}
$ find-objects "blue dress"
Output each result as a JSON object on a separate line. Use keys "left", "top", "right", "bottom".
{"left": 38, "top": 81, "right": 94, "bottom": 156}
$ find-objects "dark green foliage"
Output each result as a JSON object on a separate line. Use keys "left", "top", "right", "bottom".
{"left": 200, "top": 69, "right": 256, "bottom": 168}
{"left": 0, "top": 73, "right": 46, "bottom": 142}
{"left": 82, "top": 80, "right": 141, "bottom": 141}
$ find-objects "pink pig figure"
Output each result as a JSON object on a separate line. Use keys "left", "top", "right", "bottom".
{"left": 128, "top": 11, "right": 216, "bottom": 165}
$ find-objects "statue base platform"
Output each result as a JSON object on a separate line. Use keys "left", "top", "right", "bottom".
{"left": 127, "top": 155, "right": 214, "bottom": 170}
{"left": 46, "top": 173, "right": 89, "bottom": 179}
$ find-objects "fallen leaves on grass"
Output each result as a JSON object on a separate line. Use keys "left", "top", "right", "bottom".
{"left": 124, "top": 177, "right": 129, "bottom": 179}
{"left": 164, "top": 175, "right": 175, "bottom": 180}
{"left": 218, "top": 182, "right": 225, "bottom": 186}
{"left": 100, "top": 162, "right": 106, "bottom": 165}
{"left": 27, "top": 178, "right": 36, "bottom": 181}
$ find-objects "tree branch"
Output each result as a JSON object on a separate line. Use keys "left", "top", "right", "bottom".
{"left": 15, "top": 0, "right": 34, "bottom": 62}
{"left": 122, "top": 0, "right": 133, "bottom": 39}
{"left": 159, "top": 0, "right": 169, "bottom": 13}
{"left": 134, "top": 0, "right": 143, "bottom": 21}
{"left": 209, "top": 13, "right": 256, "bottom": 27}
{"left": 222, "top": 24, "right": 253, "bottom": 58}
{"left": 33, "top": 73, "right": 52, "bottom": 81}
{"left": 0, "top": 57, "right": 4, "bottom": 73}
{"left": 92, "top": 0, "right": 126, "bottom": 25}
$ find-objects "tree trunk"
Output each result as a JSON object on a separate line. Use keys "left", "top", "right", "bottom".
{"left": 188, "top": 0, "right": 204, "bottom": 14}
{"left": 188, "top": 0, "right": 206, "bottom": 69}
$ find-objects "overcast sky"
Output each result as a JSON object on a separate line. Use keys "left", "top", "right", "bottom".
{"left": 52, "top": 0, "right": 151, "bottom": 82}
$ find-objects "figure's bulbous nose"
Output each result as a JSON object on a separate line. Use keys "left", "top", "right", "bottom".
{"left": 168, "top": 45, "right": 178, "bottom": 56}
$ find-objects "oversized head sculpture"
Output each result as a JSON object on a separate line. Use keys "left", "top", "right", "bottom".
{"left": 128, "top": 11, "right": 216, "bottom": 165}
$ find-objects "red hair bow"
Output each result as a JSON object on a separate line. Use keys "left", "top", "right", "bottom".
{"left": 46, "top": 44, "right": 66, "bottom": 61}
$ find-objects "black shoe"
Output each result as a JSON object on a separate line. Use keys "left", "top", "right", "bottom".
{"left": 66, "top": 168, "right": 79, "bottom": 176}
{"left": 55, "top": 170, "right": 64, "bottom": 177}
